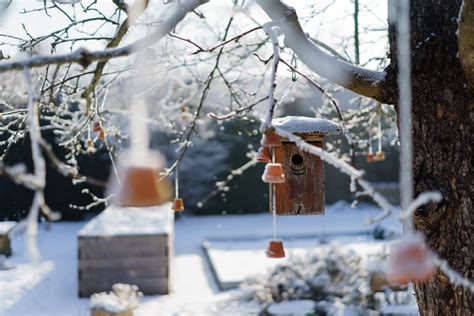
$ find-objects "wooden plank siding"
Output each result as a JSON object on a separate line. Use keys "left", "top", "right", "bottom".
{"left": 78, "top": 234, "right": 171, "bottom": 297}
{"left": 271, "top": 141, "right": 325, "bottom": 215}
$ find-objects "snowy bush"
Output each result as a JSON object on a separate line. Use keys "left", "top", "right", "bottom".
{"left": 90, "top": 283, "right": 142, "bottom": 313}
{"left": 239, "top": 246, "right": 391, "bottom": 314}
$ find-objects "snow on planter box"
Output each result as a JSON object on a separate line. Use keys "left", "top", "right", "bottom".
{"left": 77, "top": 203, "right": 173, "bottom": 297}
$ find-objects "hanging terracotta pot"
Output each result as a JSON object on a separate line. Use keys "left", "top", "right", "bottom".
{"left": 261, "top": 131, "right": 282, "bottom": 147}
{"left": 98, "top": 129, "right": 106, "bottom": 141}
{"left": 172, "top": 198, "right": 185, "bottom": 212}
{"left": 266, "top": 239, "right": 286, "bottom": 258}
{"left": 92, "top": 121, "right": 101, "bottom": 132}
{"left": 114, "top": 167, "right": 171, "bottom": 207}
{"left": 367, "top": 153, "right": 374, "bottom": 163}
{"left": 374, "top": 151, "right": 385, "bottom": 161}
{"left": 262, "top": 163, "right": 285, "bottom": 183}
{"left": 387, "top": 237, "right": 436, "bottom": 285}
{"left": 256, "top": 147, "right": 271, "bottom": 163}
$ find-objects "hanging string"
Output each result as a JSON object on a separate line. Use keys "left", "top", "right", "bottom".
{"left": 175, "top": 166, "right": 179, "bottom": 198}
{"left": 271, "top": 147, "right": 277, "bottom": 240}
{"left": 377, "top": 104, "right": 382, "bottom": 152}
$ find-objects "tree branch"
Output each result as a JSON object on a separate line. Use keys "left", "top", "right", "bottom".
{"left": 81, "top": 0, "right": 150, "bottom": 101}
{"left": 0, "top": 0, "right": 208, "bottom": 74}
{"left": 255, "top": 0, "right": 390, "bottom": 103}
{"left": 458, "top": 0, "right": 474, "bottom": 90}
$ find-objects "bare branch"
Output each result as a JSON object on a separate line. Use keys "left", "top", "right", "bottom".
{"left": 81, "top": 0, "right": 150, "bottom": 101}
{"left": 0, "top": 0, "right": 208, "bottom": 74}
{"left": 207, "top": 96, "right": 268, "bottom": 120}
{"left": 255, "top": 0, "right": 389, "bottom": 103}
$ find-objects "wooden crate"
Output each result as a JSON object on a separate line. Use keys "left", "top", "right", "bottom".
{"left": 78, "top": 205, "right": 173, "bottom": 297}
{"left": 91, "top": 308, "right": 133, "bottom": 316}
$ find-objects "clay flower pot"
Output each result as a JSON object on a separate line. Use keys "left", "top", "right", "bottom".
{"left": 92, "top": 121, "right": 101, "bottom": 132}
{"left": 366, "top": 153, "right": 374, "bottom": 163}
{"left": 387, "top": 236, "right": 436, "bottom": 285}
{"left": 260, "top": 131, "right": 282, "bottom": 147}
{"left": 256, "top": 147, "right": 271, "bottom": 163}
{"left": 262, "top": 163, "right": 285, "bottom": 183}
{"left": 98, "top": 129, "right": 106, "bottom": 141}
{"left": 266, "top": 239, "right": 286, "bottom": 258}
{"left": 172, "top": 198, "right": 185, "bottom": 212}
{"left": 117, "top": 166, "right": 166, "bottom": 207}
{"left": 374, "top": 151, "right": 385, "bottom": 161}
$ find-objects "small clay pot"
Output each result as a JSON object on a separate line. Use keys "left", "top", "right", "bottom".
{"left": 260, "top": 131, "right": 282, "bottom": 147}
{"left": 374, "top": 151, "right": 385, "bottom": 161}
{"left": 92, "top": 121, "right": 101, "bottom": 132}
{"left": 117, "top": 166, "right": 163, "bottom": 207}
{"left": 387, "top": 238, "right": 436, "bottom": 285}
{"left": 366, "top": 153, "right": 374, "bottom": 163}
{"left": 98, "top": 129, "right": 106, "bottom": 141}
{"left": 262, "top": 163, "right": 285, "bottom": 183}
{"left": 172, "top": 198, "right": 185, "bottom": 212}
{"left": 266, "top": 239, "right": 286, "bottom": 258}
{"left": 256, "top": 147, "right": 271, "bottom": 163}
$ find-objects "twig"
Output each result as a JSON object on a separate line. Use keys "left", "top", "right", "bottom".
{"left": 0, "top": 0, "right": 208, "bottom": 74}
{"left": 207, "top": 96, "right": 269, "bottom": 120}
{"left": 260, "top": 23, "right": 279, "bottom": 133}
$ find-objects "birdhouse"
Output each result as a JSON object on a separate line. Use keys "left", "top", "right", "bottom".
{"left": 268, "top": 116, "right": 341, "bottom": 215}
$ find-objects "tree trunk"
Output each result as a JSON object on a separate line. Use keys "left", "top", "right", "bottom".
{"left": 386, "top": 1, "right": 474, "bottom": 314}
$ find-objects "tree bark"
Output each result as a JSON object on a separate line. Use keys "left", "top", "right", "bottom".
{"left": 386, "top": 1, "right": 474, "bottom": 314}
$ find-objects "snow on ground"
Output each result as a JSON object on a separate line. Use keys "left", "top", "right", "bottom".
{"left": 0, "top": 202, "right": 402, "bottom": 315}
{"left": 206, "top": 237, "right": 386, "bottom": 289}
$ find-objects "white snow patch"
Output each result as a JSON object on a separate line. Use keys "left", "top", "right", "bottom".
{"left": 207, "top": 239, "right": 386, "bottom": 287}
{"left": 78, "top": 203, "right": 173, "bottom": 237}
{"left": 0, "top": 261, "right": 54, "bottom": 312}
{"left": 90, "top": 283, "right": 141, "bottom": 313}
{"left": 267, "top": 299, "right": 316, "bottom": 315}
{"left": 272, "top": 116, "right": 341, "bottom": 135}
{"left": 0, "top": 221, "right": 16, "bottom": 234}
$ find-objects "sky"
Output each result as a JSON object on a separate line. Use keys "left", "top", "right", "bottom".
{"left": 0, "top": 0, "right": 388, "bottom": 70}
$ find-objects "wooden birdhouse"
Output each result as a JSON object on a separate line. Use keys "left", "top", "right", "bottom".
{"left": 268, "top": 116, "right": 341, "bottom": 215}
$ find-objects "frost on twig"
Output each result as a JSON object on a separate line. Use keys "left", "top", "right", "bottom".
{"left": 0, "top": 0, "right": 209, "bottom": 74}
{"left": 260, "top": 22, "right": 280, "bottom": 133}
{"left": 21, "top": 67, "right": 47, "bottom": 261}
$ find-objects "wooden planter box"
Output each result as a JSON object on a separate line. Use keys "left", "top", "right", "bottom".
{"left": 78, "top": 204, "right": 173, "bottom": 297}
{"left": 0, "top": 221, "right": 17, "bottom": 257}
{"left": 91, "top": 309, "right": 133, "bottom": 316}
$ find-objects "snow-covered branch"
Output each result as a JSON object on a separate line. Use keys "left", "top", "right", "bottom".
{"left": 260, "top": 23, "right": 280, "bottom": 133}
{"left": 255, "top": 0, "right": 390, "bottom": 103}
{"left": 0, "top": 0, "right": 208, "bottom": 74}
{"left": 21, "top": 67, "right": 47, "bottom": 261}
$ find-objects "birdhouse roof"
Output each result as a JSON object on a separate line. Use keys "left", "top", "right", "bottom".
{"left": 272, "top": 116, "right": 341, "bottom": 136}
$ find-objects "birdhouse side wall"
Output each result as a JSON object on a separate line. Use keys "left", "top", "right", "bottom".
{"left": 270, "top": 142, "right": 325, "bottom": 215}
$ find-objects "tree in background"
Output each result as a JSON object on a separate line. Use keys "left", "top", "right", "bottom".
{"left": 0, "top": 0, "right": 472, "bottom": 314}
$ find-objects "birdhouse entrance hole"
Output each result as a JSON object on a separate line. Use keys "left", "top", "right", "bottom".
{"left": 271, "top": 141, "right": 325, "bottom": 215}
{"left": 290, "top": 153, "right": 305, "bottom": 175}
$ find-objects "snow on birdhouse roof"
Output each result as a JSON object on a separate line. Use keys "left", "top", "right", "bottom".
{"left": 78, "top": 203, "right": 173, "bottom": 237}
{"left": 272, "top": 116, "right": 341, "bottom": 135}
